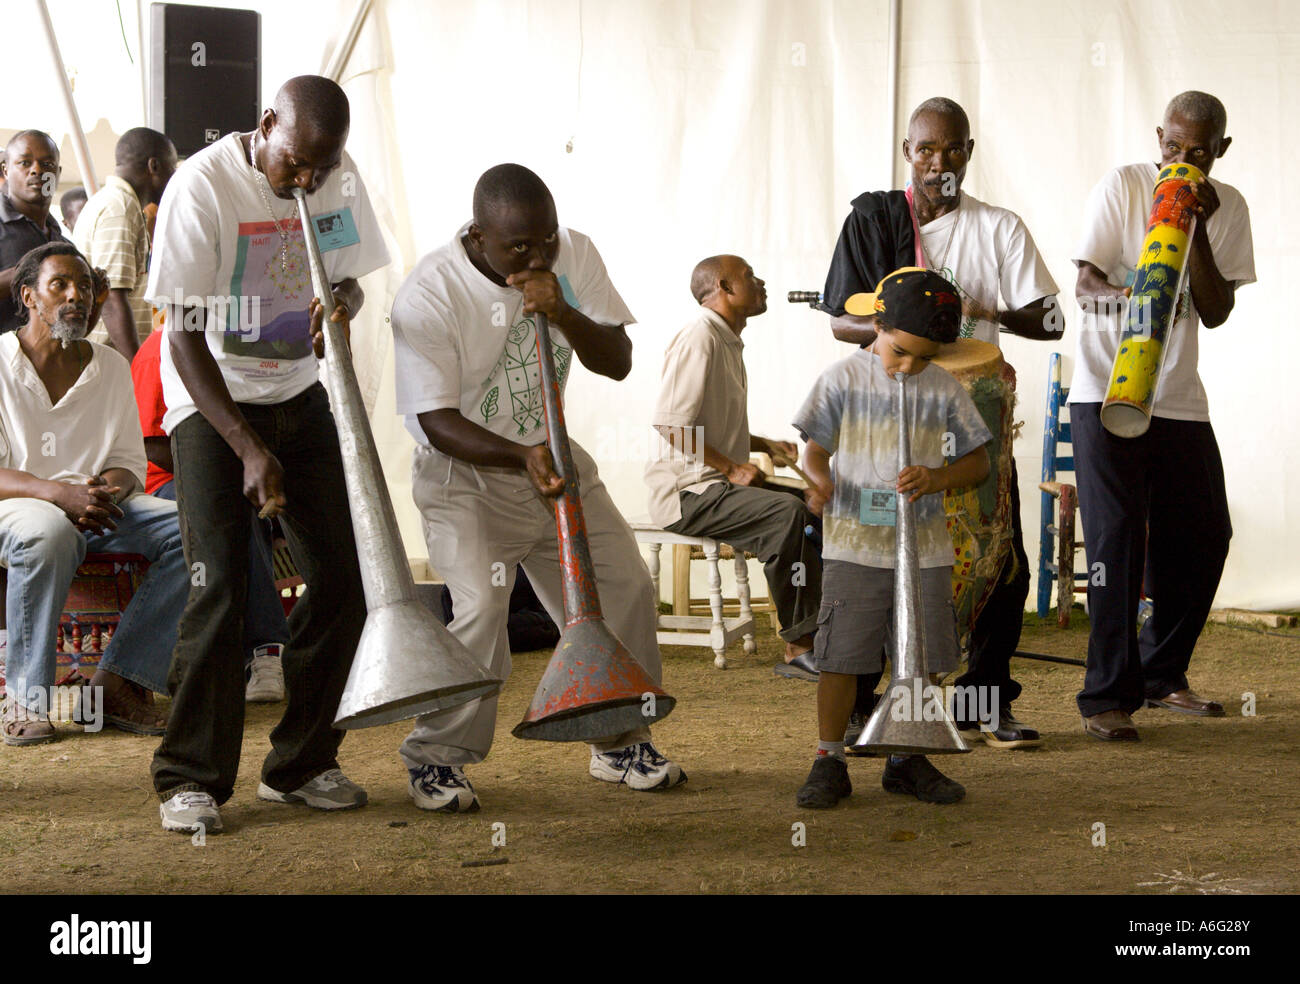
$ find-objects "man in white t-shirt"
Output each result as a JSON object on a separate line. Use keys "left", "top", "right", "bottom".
{"left": 820, "top": 97, "right": 1060, "bottom": 750}
{"left": 391, "top": 163, "right": 685, "bottom": 812}
{"left": 144, "top": 76, "right": 391, "bottom": 835}
{"left": 1070, "top": 91, "right": 1254, "bottom": 742}
{"left": 0, "top": 242, "right": 188, "bottom": 745}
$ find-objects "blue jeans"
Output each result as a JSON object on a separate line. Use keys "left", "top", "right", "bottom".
{"left": 153, "top": 479, "right": 289, "bottom": 661}
{"left": 0, "top": 493, "right": 188, "bottom": 710}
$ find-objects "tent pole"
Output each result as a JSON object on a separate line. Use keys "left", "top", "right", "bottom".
{"left": 886, "top": 0, "right": 900, "bottom": 188}
{"left": 324, "top": 0, "right": 374, "bottom": 83}
{"left": 137, "top": 0, "right": 148, "bottom": 124}
{"left": 34, "top": 0, "right": 99, "bottom": 194}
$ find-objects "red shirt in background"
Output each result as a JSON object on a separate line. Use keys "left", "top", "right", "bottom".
{"left": 130, "top": 328, "right": 172, "bottom": 494}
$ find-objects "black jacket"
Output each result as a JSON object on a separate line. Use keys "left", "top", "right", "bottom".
{"left": 820, "top": 189, "right": 915, "bottom": 317}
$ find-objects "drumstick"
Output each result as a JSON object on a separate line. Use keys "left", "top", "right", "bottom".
{"left": 769, "top": 450, "right": 815, "bottom": 487}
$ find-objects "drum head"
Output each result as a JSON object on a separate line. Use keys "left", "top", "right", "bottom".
{"left": 932, "top": 338, "right": 1002, "bottom": 379}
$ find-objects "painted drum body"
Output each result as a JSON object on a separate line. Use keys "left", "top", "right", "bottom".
{"left": 1101, "top": 162, "right": 1204, "bottom": 437}
{"left": 934, "top": 339, "right": 1017, "bottom": 641}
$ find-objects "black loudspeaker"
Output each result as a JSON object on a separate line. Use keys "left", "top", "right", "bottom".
{"left": 149, "top": 3, "right": 260, "bottom": 159}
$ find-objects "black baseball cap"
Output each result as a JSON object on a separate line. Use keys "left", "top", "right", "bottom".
{"left": 843, "top": 266, "right": 961, "bottom": 343}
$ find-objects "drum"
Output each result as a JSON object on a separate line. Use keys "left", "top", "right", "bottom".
{"left": 933, "top": 339, "right": 1017, "bottom": 639}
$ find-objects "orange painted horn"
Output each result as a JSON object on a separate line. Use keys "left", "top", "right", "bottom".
{"left": 512, "top": 312, "right": 675, "bottom": 742}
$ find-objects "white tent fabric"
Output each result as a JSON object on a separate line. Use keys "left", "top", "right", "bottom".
{"left": 3, "top": 0, "right": 1295, "bottom": 610}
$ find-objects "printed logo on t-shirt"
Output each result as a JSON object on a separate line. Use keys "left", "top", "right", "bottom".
{"left": 934, "top": 265, "right": 976, "bottom": 339}
{"left": 226, "top": 219, "right": 313, "bottom": 361}
{"left": 479, "top": 274, "right": 578, "bottom": 437}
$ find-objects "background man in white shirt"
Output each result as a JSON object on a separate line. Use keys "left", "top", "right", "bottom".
{"left": 0, "top": 242, "right": 188, "bottom": 746}
{"left": 145, "top": 76, "right": 391, "bottom": 835}
{"left": 391, "top": 164, "right": 686, "bottom": 812}
{"left": 1071, "top": 91, "right": 1254, "bottom": 741}
{"left": 820, "top": 98, "right": 1060, "bottom": 749}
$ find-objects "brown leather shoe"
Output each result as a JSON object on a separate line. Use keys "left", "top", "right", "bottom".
{"left": 1082, "top": 709, "right": 1140, "bottom": 741}
{"left": 1146, "top": 689, "right": 1226, "bottom": 717}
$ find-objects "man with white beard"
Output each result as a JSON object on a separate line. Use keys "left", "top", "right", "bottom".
{"left": 0, "top": 242, "right": 189, "bottom": 745}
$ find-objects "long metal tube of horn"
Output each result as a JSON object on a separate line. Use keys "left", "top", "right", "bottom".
{"left": 292, "top": 188, "right": 501, "bottom": 728}
{"left": 855, "top": 371, "right": 969, "bottom": 754}
{"left": 512, "top": 312, "right": 675, "bottom": 741}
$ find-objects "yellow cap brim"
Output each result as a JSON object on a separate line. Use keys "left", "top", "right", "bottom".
{"left": 843, "top": 292, "right": 877, "bottom": 317}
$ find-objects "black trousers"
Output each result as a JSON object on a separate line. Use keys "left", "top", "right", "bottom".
{"left": 951, "top": 459, "right": 1030, "bottom": 719}
{"left": 1070, "top": 404, "right": 1231, "bottom": 717}
{"left": 151, "top": 384, "right": 366, "bottom": 804}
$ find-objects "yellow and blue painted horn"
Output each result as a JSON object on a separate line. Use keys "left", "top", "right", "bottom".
{"left": 1100, "top": 162, "right": 1204, "bottom": 437}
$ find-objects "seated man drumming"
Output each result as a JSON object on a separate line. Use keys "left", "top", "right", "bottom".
{"left": 646, "top": 255, "right": 821, "bottom": 678}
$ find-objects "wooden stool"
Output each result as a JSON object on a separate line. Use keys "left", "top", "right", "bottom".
{"left": 56, "top": 553, "right": 151, "bottom": 682}
{"left": 630, "top": 522, "right": 756, "bottom": 669}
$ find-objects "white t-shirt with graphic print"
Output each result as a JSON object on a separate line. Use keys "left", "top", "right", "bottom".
{"left": 917, "top": 191, "right": 1060, "bottom": 345}
{"left": 145, "top": 133, "right": 390, "bottom": 433}
{"left": 390, "top": 226, "right": 635, "bottom": 448}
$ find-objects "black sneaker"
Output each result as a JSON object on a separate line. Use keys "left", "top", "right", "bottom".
{"left": 796, "top": 756, "right": 851, "bottom": 809}
{"left": 881, "top": 755, "right": 965, "bottom": 804}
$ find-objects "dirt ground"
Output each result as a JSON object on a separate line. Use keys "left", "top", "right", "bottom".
{"left": 1, "top": 611, "right": 1296, "bottom": 895}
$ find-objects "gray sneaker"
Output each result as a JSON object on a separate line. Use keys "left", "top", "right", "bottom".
{"left": 257, "top": 768, "right": 368, "bottom": 810}
{"left": 160, "top": 791, "right": 224, "bottom": 834}
{"left": 245, "top": 649, "right": 285, "bottom": 702}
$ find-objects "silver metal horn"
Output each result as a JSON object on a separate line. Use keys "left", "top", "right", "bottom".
{"left": 292, "top": 188, "right": 501, "bottom": 728}
{"left": 854, "top": 371, "right": 970, "bottom": 755}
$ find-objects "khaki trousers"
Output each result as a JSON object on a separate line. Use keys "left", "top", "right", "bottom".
{"left": 399, "top": 441, "right": 659, "bottom": 768}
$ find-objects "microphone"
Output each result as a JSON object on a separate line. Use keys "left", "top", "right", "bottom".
{"left": 787, "top": 290, "right": 823, "bottom": 306}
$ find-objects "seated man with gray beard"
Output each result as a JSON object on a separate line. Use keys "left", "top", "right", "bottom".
{"left": 0, "top": 242, "right": 188, "bottom": 745}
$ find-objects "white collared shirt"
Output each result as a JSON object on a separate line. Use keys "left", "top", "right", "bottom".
{"left": 644, "top": 307, "right": 750, "bottom": 527}
{"left": 0, "top": 332, "right": 146, "bottom": 488}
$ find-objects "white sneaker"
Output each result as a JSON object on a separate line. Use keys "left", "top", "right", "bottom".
{"left": 408, "top": 764, "right": 480, "bottom": 813}
{"left": 159, "top": 791, "right": 224, "bottom": 834}
{"left": 257, "top": 768, "right": 367, "bottom": 810}
{"left": 590, "top": 741, "right": 687, "bottom": 791}
{"left": 245, "top": 648, "right": 285, "bottom": 702}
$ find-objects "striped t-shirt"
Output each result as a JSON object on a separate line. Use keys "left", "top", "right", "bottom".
{"left": 73, "top": 175, "right": 152, "bottom": 346}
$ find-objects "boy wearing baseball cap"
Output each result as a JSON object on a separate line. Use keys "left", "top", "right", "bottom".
{"left": 793, "top": 268, "right": 992, "bottom": 808}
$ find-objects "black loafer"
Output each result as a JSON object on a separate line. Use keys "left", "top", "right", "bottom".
{"left": 796, "top": 756, "right": 851, "bottom": 809}
{"left": 960, "top": 704, "right": 1043, "bottom": 749}
{"left": 882, "top": 755, "right": 965, "bottom": 804}
{"left": 773, "top": 649, "right": 819, "bottom": 681}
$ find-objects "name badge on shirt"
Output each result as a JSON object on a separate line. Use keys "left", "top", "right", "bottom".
{"left": 859, "top": 488, "right": 897, "bottom": 526}
{"left": 310, "top": 207, "right": 360, "bottom": 252}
